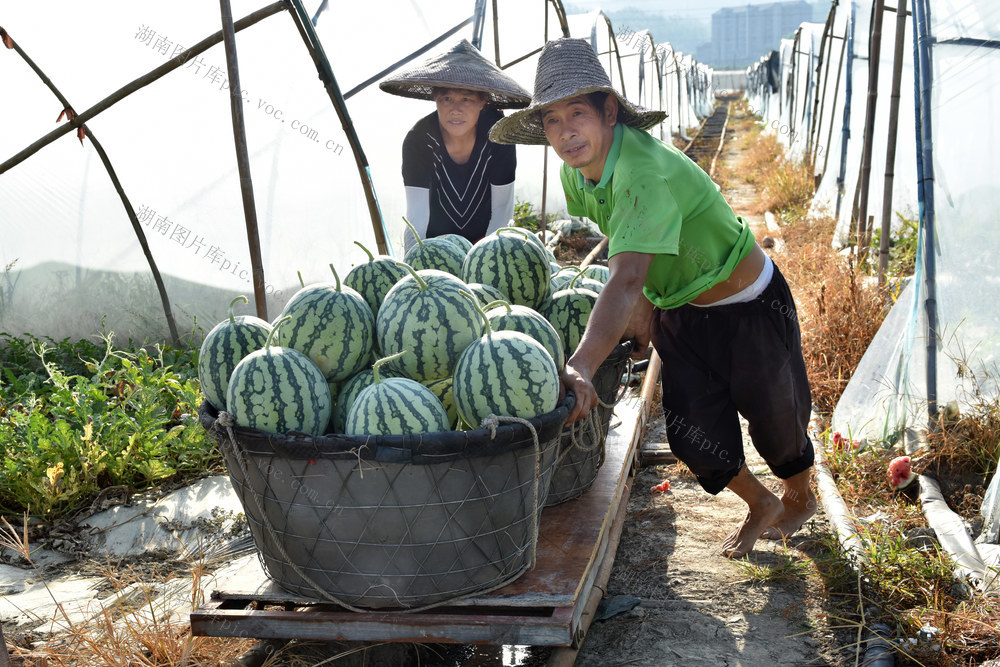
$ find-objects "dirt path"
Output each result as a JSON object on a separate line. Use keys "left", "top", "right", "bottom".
{"left": 568, "top": 103, "right": 847, "bottom": 667}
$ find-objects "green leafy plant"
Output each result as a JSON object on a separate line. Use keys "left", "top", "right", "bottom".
{"left": 0, "top": 332, "right": 216, "bottom": 518}
{"left": 869, "top": 212, "right": 918, "bottom": 278}
{"left": 512, "top": 199, "right": 560, "bottom": 234}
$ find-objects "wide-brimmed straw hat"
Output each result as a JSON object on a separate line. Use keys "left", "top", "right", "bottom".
{"left": 379, "top": 39, "right": 531, "bottom": 109}
{"left": 489, "top": 37, "right": 667, "bottom": 145}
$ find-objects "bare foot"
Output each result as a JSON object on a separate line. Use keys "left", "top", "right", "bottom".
{"left": 721, "top": 496, "right": 783, "bottom": 558}
{"left": 760, "top": 490, "right": 817, "bottom": 540}
{"left": 761, "top": 469, "right": 817, "bottom": 540}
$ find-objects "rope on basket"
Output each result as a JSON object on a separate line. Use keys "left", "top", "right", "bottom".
{"left": 480, "top": 413, "right": 542, "bottom": 570}
{"left": 213, "top": 411, "right": 546, "bottom": 613}
{"left": 559, "top": 388, "right": 622, "bottom": 464}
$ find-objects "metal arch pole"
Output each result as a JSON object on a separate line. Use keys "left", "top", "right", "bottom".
{"left": 822, "top": 22, "right": 848, "bottom": 179}
{"left": 912, "top": 0, "right": 938, "bottom": 421}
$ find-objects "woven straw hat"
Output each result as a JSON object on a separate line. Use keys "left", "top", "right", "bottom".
{"left": 489, "top": 37, "right": 667, "bottom": 145}
{"left": 379, "top": 39, "right": 531, "bottom": 109}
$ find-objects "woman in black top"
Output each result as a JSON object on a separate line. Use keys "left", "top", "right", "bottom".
{"left": 380, "top": 40, "right": 531, "bottom": 251}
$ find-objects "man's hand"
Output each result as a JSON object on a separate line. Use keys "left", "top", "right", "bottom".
{"left": 560, "top": 363, "right": 597, "bottom": 423}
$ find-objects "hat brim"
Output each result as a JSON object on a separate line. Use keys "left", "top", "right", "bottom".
{"left": 378, "top": 40, "right": 531, "bottom": 109}
{"left": 378, "top": 79, "right": 531, "bottom": 108}
{"left": 488, "top": 86, "right": 667, "bottom": 145}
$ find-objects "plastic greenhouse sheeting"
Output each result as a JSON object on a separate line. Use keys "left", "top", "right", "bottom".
{"left": 1, "top": 1, "right": 468, "bottom": 343}
{"left": 2, "top": 1, "right": 712, "bottom": 346}
{"left": 744, "top": 0, "right": 999, "bottom": 446}
{"left": 832, "top": 0, "right": 1000, "bottom": 444}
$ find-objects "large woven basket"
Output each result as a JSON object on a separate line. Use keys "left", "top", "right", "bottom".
{"left": 545, "top": 341, "right": 631, "bottom": 506}
{"left": 199, "top": 396, "right": 571, "bottom": 610}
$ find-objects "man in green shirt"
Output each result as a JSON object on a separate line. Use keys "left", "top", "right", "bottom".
{"left": 491, "top": 38, "right": 815, "bottom": 558}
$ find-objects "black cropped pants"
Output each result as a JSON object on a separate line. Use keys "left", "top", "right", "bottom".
{"left": 651, "top": 263, "right": 814, "bottom": 494}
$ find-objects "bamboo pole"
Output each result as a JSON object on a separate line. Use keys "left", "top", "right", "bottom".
{"left": 0, "top": 26, "right": 182, "bottom": 345}
{"left": 912, "top": 0, "right": 938, "bottom": 421}
{"left": 878, "top": 0, "right": 909, "bottom": 286}
{"left": 822, "top": 24, "right": 848, "bottom": 178}
{"left": 219, "top": 0, "right": 268, "bottom": 320}
{"left": 0, "top": 2, "right": 285, "bottom": 177}
{"left": 856, "top": 0, "right": 885, "bottom": 258}
{"left": 285, "top": 0, "right": 389, "bottom": 255}
{"left": 808, "top": 2, "right": 836, "bottom": 164}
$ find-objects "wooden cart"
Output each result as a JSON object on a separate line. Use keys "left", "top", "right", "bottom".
{"left": 191, "top": 395, "right": 648, "bottom": 664}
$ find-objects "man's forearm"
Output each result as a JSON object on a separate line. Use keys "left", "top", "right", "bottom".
{"left": 566, "top": 252, "right": 652, "bottom": 379}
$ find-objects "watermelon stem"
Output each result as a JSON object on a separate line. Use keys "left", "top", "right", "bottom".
{"left": 373, "top": 350, "right": 408, "bottom": 384}
{"left": 227, "top": 295, "right": 249, "bottom": 324}
{"left": 297, "top": 271, "right": 305, "bottom": 288}
{"left": 401, "top": 216, "right": 423, "bottom": 247}
{"left": 353, "top": 240, "right": 375, "bottom": 263}
{"left": 266, "top": 315, "right": 292, "bottom": 349}
{"left": 459, "top": 290, "right": 492, "bottom": 334}
{"left": 569, "top": 268, "right": 584, "bottom": 290}
{"left": 396, "top": 261, "right": 428, "bottom": 291}
{"left": 482, "top": 299, "right": 513, "bottom": 314}
{"left": 497, "top": 226, "right": 532, "bottom": 242}
{"left": 328, "top": 263, "right": 342, "bottom": 292}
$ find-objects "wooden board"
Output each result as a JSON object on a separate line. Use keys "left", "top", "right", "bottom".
{"left": 190, "top": 396, "right": 645, "bottom": 647}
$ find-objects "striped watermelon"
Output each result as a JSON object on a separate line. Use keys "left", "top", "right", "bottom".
{"left": 198, "top": 295, "right": 272, "bottom": 411}
{"left": 343, "top": 241, "right": 410, "bottom": 319}
{"left": 465, "top": 281, "right": 507, "bottom": 307}
{"left": 277, "top": 266, "right": 375, "bottom": 383}
{"left": 484, "top": 301, "right": 565, "bottom": 371}
{"left": 453, "top": 292, "right": 560, "bottom": 426}
{"left": 376, "top": 266, "right": 483, "bottom": 382}
{"left": 226, "top": 316, "right": 332, "bottom": 436}
{"left": 551, "top": 266, "right": 583, "bottom": 292}
{"left": 462, "top": 227, "right": 550, "bottom": 309}
{"left": 539, "top": 286, "right": 601, "bottom": 357}
{"left": 576, "top": 276, "right": 605, "bottom": 294}
{"left": 507, "top": 226, "right": 557, "bottom": 263}
{"left": 402, "top": 218, "right": 465, "bottom": 277}
{"left": 330, "top": 363, "right": 403, "bottom": 434}
{"left": 436, "top": 233, "right": 473, "bottom": 255}
{"left": 346, "top": 351, "right": 450, "bottom": 436}
{"left": 583, "top": 264, "right": 610, "bottom": 284}
{"left": 422, "top": 376, "right": 458, "bottom": 429}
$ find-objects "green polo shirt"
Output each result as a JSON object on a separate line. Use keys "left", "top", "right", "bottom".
{"left": 560, "top": 123, "right": 753, "bottom": 309}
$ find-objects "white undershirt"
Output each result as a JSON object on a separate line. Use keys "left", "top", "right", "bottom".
{"left": 689, "top": 254, "right": 774, "bottom": 308}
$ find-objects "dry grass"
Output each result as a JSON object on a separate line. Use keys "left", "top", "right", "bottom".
{"left": 0, "top": 515, "right": 256, "bottom": 666}
{"left": 776, "top": 217, "right": 890, "bottom": 416}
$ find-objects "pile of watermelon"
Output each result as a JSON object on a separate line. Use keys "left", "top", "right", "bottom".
{"left": 199, "top": 228, "right": 611, "bottom": 438}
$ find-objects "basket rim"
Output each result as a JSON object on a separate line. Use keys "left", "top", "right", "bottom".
{"left": 199, "top": 393, "right": 574, "bottom": 464}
